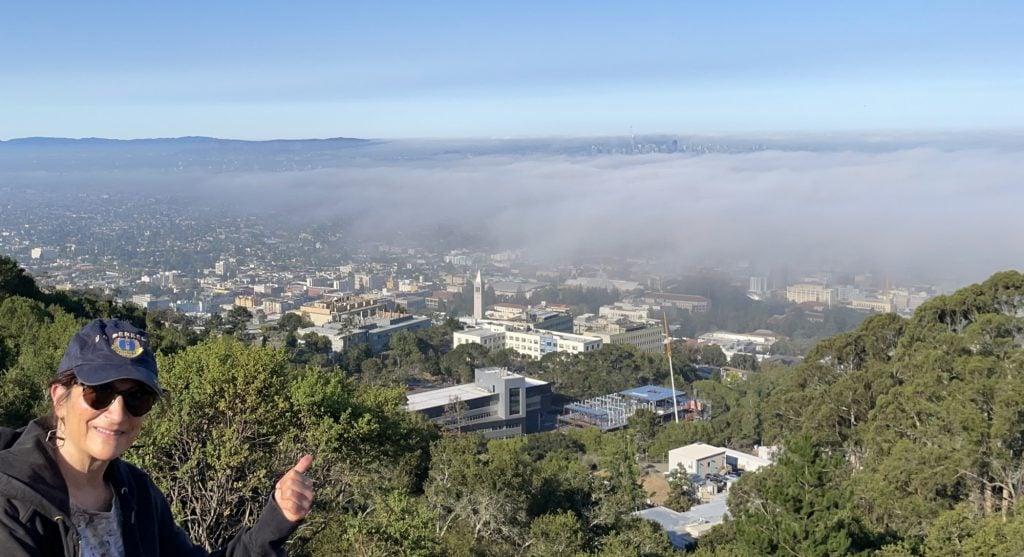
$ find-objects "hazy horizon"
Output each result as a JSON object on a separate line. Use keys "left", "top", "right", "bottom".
{"left": 4, "top": 128, "right": 1024, "bottom": 144}
{"left": 3, "top": 135, "right": 1021, "bottom": 290}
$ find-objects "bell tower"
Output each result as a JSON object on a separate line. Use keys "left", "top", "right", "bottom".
{"left": 473, "top": 270, "right": 484, "bottom": 320}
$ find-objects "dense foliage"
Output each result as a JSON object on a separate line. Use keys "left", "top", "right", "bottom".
{"left": 0, "top": 256, "right": 674, "bottom": 555}
{"left": 689, "top": 271, "right": 1024, "bottom": 556}
{"left": 7, "top": 253, "right": 1024, "bottom": 556}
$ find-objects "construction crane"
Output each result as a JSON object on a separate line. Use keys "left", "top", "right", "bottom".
{"left": 663, "top": 312, "right": 680, "bottom": 423}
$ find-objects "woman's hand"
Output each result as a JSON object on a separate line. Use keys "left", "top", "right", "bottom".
{"left": 274, "top": 454, "right": 315, "bottom": 523}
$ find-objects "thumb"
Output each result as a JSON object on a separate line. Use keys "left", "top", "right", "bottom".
{"left": 293, "top": 454, "right": 314, "bottom": 474}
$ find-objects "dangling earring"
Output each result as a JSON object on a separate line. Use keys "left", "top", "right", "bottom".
{"left": 46, "top": 418, "right": 66, "bottom": 448}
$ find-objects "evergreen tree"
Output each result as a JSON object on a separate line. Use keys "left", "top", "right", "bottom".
{"left": 726, "top": 434, "right": 876, "bottom": 556}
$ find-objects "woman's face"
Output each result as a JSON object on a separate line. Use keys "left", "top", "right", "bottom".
{"left": 51, "top": 379, "right": 147, "bottom": 467}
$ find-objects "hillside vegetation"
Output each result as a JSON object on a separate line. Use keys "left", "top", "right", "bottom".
{"left": 4, "top": 255, "right": 1024, "bottom": 555}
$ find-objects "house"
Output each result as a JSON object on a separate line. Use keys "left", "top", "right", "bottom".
{"left": 668, "top": 442, "right": 775, "bottom": 477}
{"left": 668, "top": 442, "right": 728, "bottom": 477}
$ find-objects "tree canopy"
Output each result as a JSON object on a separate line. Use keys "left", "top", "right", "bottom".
{"left": 9, "top": 254, "right": 1024, "bottom": 556}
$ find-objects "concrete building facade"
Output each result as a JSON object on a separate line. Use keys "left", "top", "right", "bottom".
{"left": 299, "top": 315, "right": 431, "bottom": 355}
{"left": 668, "top": 442, "right": 774, "bottom": 476}
{"left": 749, "top": 276, "right": 769, "bottom": 295}
{"left": 668, "top": 443, "right": 728, "bottom": 477}
{"left": 406, "top": 367, "right": 552, "bottom": 439}
{"left": 453, "top": 326, "right": 602, "bottom": 359}
{"left": 598, "top": 302, "right": 653, "bottom": 322}
{"left": 298, "top": 296, "right": 391, "bottom": 326}
{"left": 576, "top": 320, "right": 664, "bottom": 354}
{"left": 642, "top": 293, "right": 710, "bottom": 313}
{"left": 786, "top": 283, "right": 835, "bottom": 306}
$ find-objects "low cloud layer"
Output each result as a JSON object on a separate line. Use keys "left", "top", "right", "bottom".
{"left": 4, "top": 144, "right": 1022, "bottom": 287}
{"left": 193, "top": 147, "right": 1021, "bottom": 285}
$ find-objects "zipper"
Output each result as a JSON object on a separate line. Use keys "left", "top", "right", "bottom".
{"left": 121, "top": 486, "right": 135, "bottom": 524}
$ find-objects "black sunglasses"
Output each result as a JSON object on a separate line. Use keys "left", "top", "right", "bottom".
{"left": 77, "top": 381, "right": 160, "bottom": 417}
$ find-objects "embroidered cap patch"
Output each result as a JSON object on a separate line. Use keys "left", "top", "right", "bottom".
{"left": 110, "top": 331, "right": 146, "bottom": 358}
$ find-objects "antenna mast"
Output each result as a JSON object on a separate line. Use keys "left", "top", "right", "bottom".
{"left": 663, "top": 312, "right": 680, "bottom": 423}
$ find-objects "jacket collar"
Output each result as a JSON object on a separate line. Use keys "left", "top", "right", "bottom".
{"left": 0, "top": 418, "right": 71, "bottom": 518}
{"left": 0, "top": 417, "right": 137, "bottom": 521}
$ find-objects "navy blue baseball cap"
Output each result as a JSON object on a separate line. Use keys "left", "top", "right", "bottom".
{"left": 57, "top": 319, "right": 163, "bottom": 396}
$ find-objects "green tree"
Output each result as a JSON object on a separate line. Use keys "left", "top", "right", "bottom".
{"left": 664, "top": 464, "right": 698, "bottom": 513}
{"left": 131, "top": 337, "right": 436, "bottom": 552}
{"left": 306, "top": 491, "right": 443, "bottom": 557}
{"left": 440, "top": 342, "right": 490, "bottom": 383}
{"left": 301, "top": 331, "right": 333, "bottom": 354}
{"left": 145, "top": 309, "right": 199, "bottom": 356}
{"left": 0, "top": 295, "right": 53, "bottom": 373}
{"left": 525, "top": 512, "right": 587, "bottom": 557}
{"left": 699, "top": 344, "right": 727, "bottom": 367}
{"left": 423, "top": 435, "right": 530, "bottom": 547}
{"left": 0, "top": 301, "right": 81, "bottom": 427}
{"left": 595, "top": 517, "right": 674, "bottom": 557}
{"left": 728, "top": 353, "right": 759, "bottom": 372}
{"left": 278, "top": 312, "right": 312, "bottom": 333}
{"left": 627, "top": 408, "right": 662, "bottom": 460}
{"left": 528, "top": 443, "right": 595, "bottom": 520}
{"left": 591, "top": 431, "right": 645, "bottom": 528}
{"left": 545, "top": 344, "right": 665, "bottom": 401}
{"left": 725, "top": 434, "right": 876, "bottom": 556}
{"left": 388, "top": 330, "right": 432, "bottom": 376}
{"left": 130, "top": 338, "right": 298, "bottom": 548}
{"left": 0, "top": 255, "right": 43, "bottom": 302}
{"left": 203, "top": 313, "right": 225, "bottom": 337}
{"left": 483, "top": 347, "right": 522, "bottom": 370}
{"left": 224, "top": 306, "right": 253, "bottom": 336}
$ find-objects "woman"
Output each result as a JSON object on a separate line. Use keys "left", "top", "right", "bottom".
{"left": 0, "top": 318, "right": 315, "bottom": 556}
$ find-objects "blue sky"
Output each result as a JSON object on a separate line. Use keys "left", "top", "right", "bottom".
{"left": 2, "top": 1, "right": 1022, "bottom": 139}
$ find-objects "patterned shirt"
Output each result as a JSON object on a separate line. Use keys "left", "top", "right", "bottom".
{"left": 69, "top": 486, "right": 125, "bottom": 557}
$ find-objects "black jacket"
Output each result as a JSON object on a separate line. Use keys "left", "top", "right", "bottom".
{"left": 0, "top": 418, "right": 298, "bottom": 556}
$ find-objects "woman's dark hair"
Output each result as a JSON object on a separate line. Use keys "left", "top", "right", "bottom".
{"left": 49, "top": 370, "right": 77, "bottom": 408}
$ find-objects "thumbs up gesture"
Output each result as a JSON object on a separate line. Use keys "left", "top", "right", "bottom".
{"left": 275, "top": 454, "right": 315, "bottom": 523}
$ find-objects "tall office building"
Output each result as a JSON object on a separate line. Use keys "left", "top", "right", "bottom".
{"left": 749, "top": 276, "right": 768, "bottom": 295}
{"left": 786, "top": 283, "right": 835, "bottom": 306}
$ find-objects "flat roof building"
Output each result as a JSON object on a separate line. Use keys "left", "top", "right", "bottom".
{"left": 786, "top": 283, "right": 835, "bottom": 306}
{"left": 453, "top": 328, "right": 504, "bottom": 351}
{"left": 599, "top": 302, "right": 653, "bottom": 322}
{"left": 668, "top": 443, "right": 728, "bottom": 477}
{"left": 564, "top": 277, "right": 642, "bottom": 292}
{"left": 575, "top": 315, "right": 664, "bottom": 354}
{"left": 406, "top": 367, "right": 552, "bottom": 439}
{"left": 299, "top": 314, "right": 431, "bottom": 355}
{"left": 668, "top": 442, "right": 775, "bottom": 477}
{"left": 642, "top": 293, "right": 710, "bottom": 313}
{"left": 454, "top": 325, "right": 602, "bottom": 360}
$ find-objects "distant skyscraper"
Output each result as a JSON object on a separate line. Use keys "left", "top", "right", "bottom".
{"left": 214, "top": 259, "right": 235, "bottom": 277}
{"left": 749, "top": 276, "right": 768, "bottom": 295}
{"left": 474, "top": 270, "right": 484, "bottom": 320}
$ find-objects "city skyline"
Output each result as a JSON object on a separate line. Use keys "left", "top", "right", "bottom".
{"left": 3, "top": 1, "right": 1023, "bottom": 139}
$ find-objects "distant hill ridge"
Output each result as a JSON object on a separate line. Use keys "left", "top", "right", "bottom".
{"left": 0, "top": 136, "right": 369, "bottom": 145}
